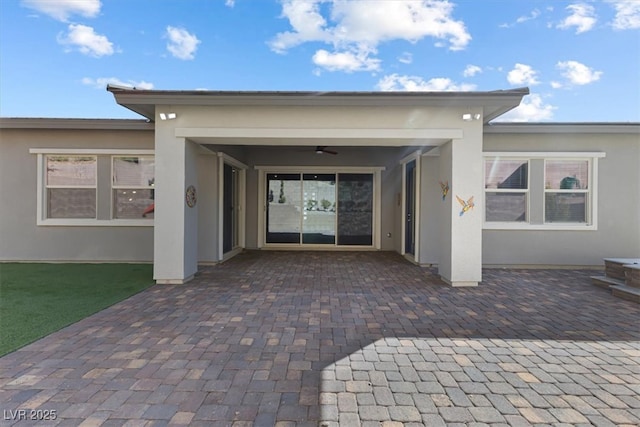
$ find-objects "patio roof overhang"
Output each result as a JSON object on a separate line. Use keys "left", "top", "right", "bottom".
{"left": 107, "top": 86, "right": 530, "bottom": 126}
{"left": 174, "top": 126, "right": 458, "bottom": 147}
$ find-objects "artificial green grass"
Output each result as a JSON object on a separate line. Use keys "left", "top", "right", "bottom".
{"left": 0, "top": 263, "right": 154, "bottom": 357}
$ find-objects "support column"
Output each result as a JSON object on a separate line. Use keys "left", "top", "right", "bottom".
{"left": 438, "top": 125, "right": 483, "bottom": 287}
{"left": 153, "top": 123, "right": 199, "bottom": 284}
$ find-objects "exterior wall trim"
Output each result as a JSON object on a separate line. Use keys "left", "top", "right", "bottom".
{"left": 482, "top": 151, "right": 606, "bottom": 158}
{"left": 30, "top": 148, "right": 154, "bottom": 155}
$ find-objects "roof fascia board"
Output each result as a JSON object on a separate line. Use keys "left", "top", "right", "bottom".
{"left": 0, "top": 118, "right": 153, "bottom": 130}
{"left": 485, "top": 123, "right": 640, "bottom": 134}
{"left": 111, "top": 91, "right": 528, "bottom": 108}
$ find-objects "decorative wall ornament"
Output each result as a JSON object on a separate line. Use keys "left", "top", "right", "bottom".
{"left": 186, "top": 185, "right": 197, "bottom": 208}
{"left": 439, "top": 181, "right": 449, "bottom": 201}
{"left": 456, "top": 195, "right": 475, "bottom": 216}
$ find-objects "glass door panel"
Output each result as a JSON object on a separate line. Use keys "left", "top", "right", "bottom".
{"left": 337, "top": 173, "right": 373, "bottom": 246}
{"left": 302, "top": 174, "right": 336, "bottom": 244}
{"left": 223, "top": 163, "right": 234, "bottom": 253}
{"left": 266, "top": 173, "right": 302, "bottom": 243}
{"left": 405, "top": 160, "right": 416, "bottom": 255}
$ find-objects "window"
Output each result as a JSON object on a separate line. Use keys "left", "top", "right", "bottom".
{"left": 484, "top": 158, "right": 528, "bottom": 222}
{"left": 544, "top": 160, "right": 589, "bottom": 223}
{"left": 483, "top": 152, "right": 604, "bottom": 230}
{"left": 45, "top": 155, "right": 97, "bottom": 218}
{"left": 112, "top": 156, "right": 155, "bottom": 219}
{"left": 32, "top": 149, "right": 154, "bottom": 226}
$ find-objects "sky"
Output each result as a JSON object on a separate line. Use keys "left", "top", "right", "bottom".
{"left": 1, "top": 0, "right": 639, "bottom": 122}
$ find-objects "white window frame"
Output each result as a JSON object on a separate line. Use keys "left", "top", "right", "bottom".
{"left": 482, "top": 152, "right": 605, "bottom": 231}
{"left": 44, "top": 154, "right": 97, "bottom": 221}
{"left": 483, "top": 157, "right": 530, "bottom": 225}
{"left": 543, "top": 158, "right": 592, "bottom": 226}
{"left": 31, "top": 148, "right": 154, "bottom": 226}
{"left": 111, "top": 155, "right": 156, "bottom": 221}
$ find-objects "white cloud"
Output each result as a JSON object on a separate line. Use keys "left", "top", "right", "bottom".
{"left": 507, "top": 63, "right": 540, "bottom": 86}
{"left": 517, "top": 9, "right": 541, "bottom": 24}
{"left": 500, "top": 8, "right": 541, "bottom": 28}
{"left": 557, "top": 3, "right": 597, "bottom": 34}
{"left": 607, "top": 0, "right": 640, "bottom": 30}
{"left": 57, "top": 24, "right": 114, "bottom": 57}
{"left": 398, "top": 52, "right": 413, "bottom": 64}
{"left": 377, "top": 74, "right": 476, "bottom": 92}
{"left": 556, "top": 60, "right": 602, "bottom": 85}
{"left": 269, "top": 0, "right": 330, "bottom": 53}
{"left": 463, "top": 64, "right": 482, "bottom": 77}
{"left": 165, "top": 26, "right": 200, "bottom": 60}
{"left": 312, "top": 48, "right": 380, "bottom": 72}
{"left": 550, "top": 81, "right": 563, "bottom": 89}
{"left": 496, "top": 94, "right": 556, "bottom": 122}
{"left": 21, "top": 0, "right": 101, "bottom": 22}
{"left": 270, "top": 0, "right": 471, "bottom": 72}
{"left": 225, "top": 0, "right": 235, "bottom": 7}
{"left": 82, "top": 77, "right": 154, "bottom": 90}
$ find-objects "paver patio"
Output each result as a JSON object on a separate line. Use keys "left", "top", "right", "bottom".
{"left": 1, "top": 251, "right": 639, "bottom": 426}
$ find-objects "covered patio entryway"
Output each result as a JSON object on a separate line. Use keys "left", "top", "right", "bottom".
{"left": 108, "top": 87, "right": 529, "bottom": 286}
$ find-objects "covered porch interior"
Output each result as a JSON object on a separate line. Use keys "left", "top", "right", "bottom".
{"left": 106, "top": 86, "right": 529, "bottom": 286}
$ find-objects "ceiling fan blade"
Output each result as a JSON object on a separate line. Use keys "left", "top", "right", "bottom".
{"left": 316, "top": 146, "right": 338, "bottom": 155}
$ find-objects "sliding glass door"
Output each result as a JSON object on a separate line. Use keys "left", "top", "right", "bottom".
{"left": 265, "top": 172, "right": 373, "bottom": 246}
{"left": 302, "top": 174, "right": 336, "bottom": 244}
{"left": 337, "top": 174, "right": 373, "bottom": 246}
{"left": 266, "top": 173, "right": 302, "bottom": 243}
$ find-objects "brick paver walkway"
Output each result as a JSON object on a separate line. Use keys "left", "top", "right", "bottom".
{"left": 1, "top": 251, "right": 639, "bottom": 426}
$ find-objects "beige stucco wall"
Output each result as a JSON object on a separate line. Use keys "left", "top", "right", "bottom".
{"left": 4, "top": 114, "right": 636, "bottom": 271}
{"left": 482, "top": 131, "right": 640, "bottom": 266}
{"left": 169, "top": 104, "right": 468, "bottom": 131}
{"left": 0, "top": 126, "right": 155, "bottom": 262}
{"left": 419, "top": 155, "right": 441, "bottom": 265}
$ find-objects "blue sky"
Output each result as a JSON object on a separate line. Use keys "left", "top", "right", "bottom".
{"left": 1, "top": 0, "right": 638, "bottom": 122}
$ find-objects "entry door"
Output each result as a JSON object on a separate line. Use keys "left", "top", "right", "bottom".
{"left": 223, "top": 163, "right": 240, "bottom": 253}
{"left": 405, "top": 159, "right": 416, "bottom": 255}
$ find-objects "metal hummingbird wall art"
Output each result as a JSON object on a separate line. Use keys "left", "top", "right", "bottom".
{"left": 456, "top": 195, "right": 475, "bottom": 216}
{"left": 439, "top": 181, "right": 449, "bottom": 201}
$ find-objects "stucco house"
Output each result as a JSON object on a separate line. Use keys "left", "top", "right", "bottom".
{"left": 1, "top": 86, "right": 638, "bottom": 286}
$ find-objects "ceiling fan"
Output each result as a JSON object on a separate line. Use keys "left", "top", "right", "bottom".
{"left": 315, "top": 146, "right": 338, "bottom": 155}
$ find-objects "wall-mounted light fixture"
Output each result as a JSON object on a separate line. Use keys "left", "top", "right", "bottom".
{"left": 159, "top": 112, "right": 177, "bottom": 120}
{"left": 462, "top": 113, "right": 482, "bottom": 121}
